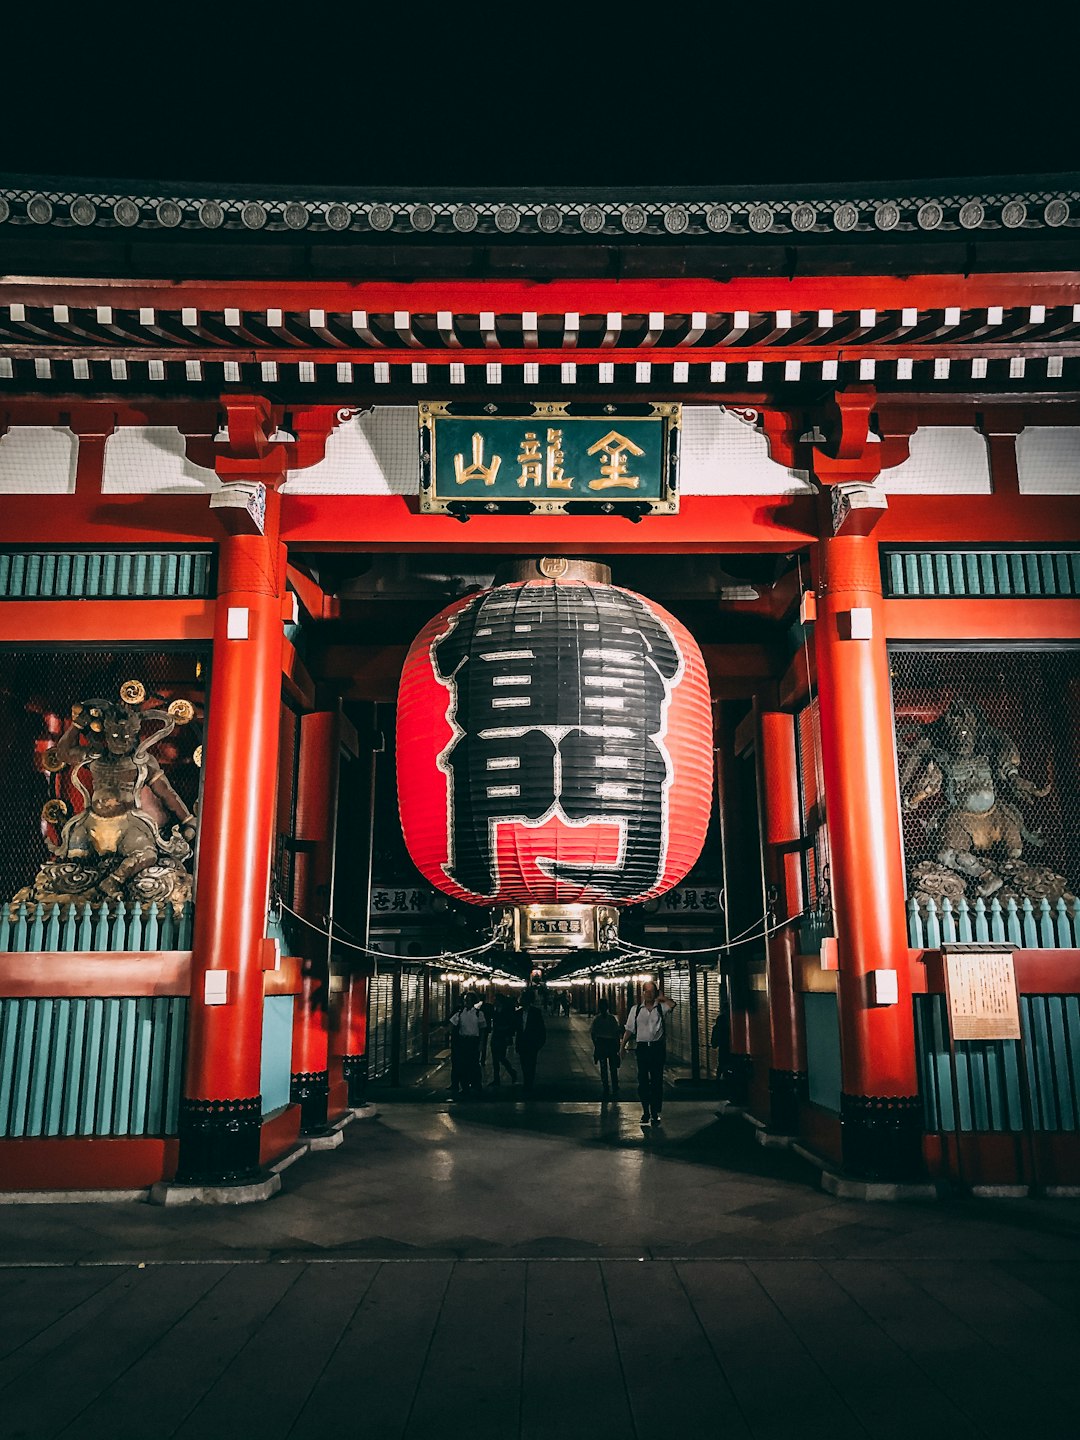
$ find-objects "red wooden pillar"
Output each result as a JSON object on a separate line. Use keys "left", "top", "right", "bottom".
{"left": 715, "top": 705, "right": 753, "bottom": 1103}
{"left": 177, "top": 493, "right": 287, "bottom": 1184}
{"left": 759, "top": 710, "right": 808, "bottom": 1133}
{"left": 337, "top": 973, "right": 369, "bottom": 1106}
{"left": 290, "top": 711, "right": 339, "bottom": 1133}
{"left": 815, "top": 532, "right": 922, "bottom": 1179}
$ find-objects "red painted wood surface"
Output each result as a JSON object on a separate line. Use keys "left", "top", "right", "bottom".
{"left": 2, "top": 270, "right": 1075, "bottom": 317}
{"left": 0, "top": 599, "right": 215, "bottom": 642}
{"left": 0, "top": 1137, "right": 179, "bottom": 1191}
{"left": 916, "top": 949, "right": 1080, "bottom": 995}
{"left": 0, "top": 952, "right": 191, "bottom": 997}
{"left": 258, "top": 1103, "right": 301, "bottom": 1167}
{"left": 815, "top": 534, "right": 918, "bottom": 1099}
{"left": 183, "top": 513, "right": 287, "bottom": 1105}
{"left": 883, "top": 598, "right": 1080, "bottom": 641}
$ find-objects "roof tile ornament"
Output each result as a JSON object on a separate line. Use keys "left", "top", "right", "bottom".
{"left": 0, "top": 177, "right": 1075, "bottom": 240}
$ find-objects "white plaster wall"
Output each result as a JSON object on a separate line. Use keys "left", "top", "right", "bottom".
{"left": 101, "top": 426, "right": 220, "bottom": 494}
{"left": 1015, "top": 427, "right": 1080, "bottom": 494}
{"left": 282, "top": 408, "right": 419, "bottom": 494}
{"left": 877, "top": 426, "right": 991, "bottom": 494}
{"left": 679, "top": 407, "right": 812, "bottom": 494}
{"left": 282, "top": 405, "right": 813, "bottom": 496}
{"left": 0, "top": 427, "right": 79, "bottom": 494}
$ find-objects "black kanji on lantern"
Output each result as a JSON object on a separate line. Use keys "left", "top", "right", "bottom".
{"left": 431, "top": 582, "right": 683, "bottom": 898}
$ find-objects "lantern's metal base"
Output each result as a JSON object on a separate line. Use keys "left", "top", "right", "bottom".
{"left": 497, "top": 903, "right": 618, "bottom": 957}
{"left": 495, "top": 557, "right": 613, "bottom": 585}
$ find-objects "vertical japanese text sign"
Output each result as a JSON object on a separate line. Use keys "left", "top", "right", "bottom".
{"left": 418, "top": 403, "right": 680, "bottom": 515}
{"left": 943, "top": 948, "right": 1022, "bottom": 1042}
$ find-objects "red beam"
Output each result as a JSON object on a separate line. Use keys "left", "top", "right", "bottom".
{"left": 2, "top": 272, "right": 1078, "bottom": 312}
{"left": 0, "top": 599, "right": 215, "bottom": 642}
{"left": 883, "top": 597, "right": 1080, "bottom": 641}
{"left": 279, "top": 492, "right": 818, "bottom": 552}
{"left": 0, "top": 1137, "right": 179, "bottom": 1191}
{"left": 0, "top": 951, "right": 191, "bottom": 998}
{"left": 878, "top": 494, "right": 1080, "bottom": 545}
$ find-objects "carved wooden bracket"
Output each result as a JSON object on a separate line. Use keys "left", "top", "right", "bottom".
{"left": 811, "top": 385, "right": 883, "bottom": 485}
{"left": 182, "top": 397, "right": 341, "bottom": 482}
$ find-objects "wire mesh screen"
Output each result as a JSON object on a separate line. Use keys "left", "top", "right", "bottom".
{"left": 891, "top": 649, "right": 1080, "bottom": 920}
{"left": 0, "top": 649, "right": 206, "bottom": 906}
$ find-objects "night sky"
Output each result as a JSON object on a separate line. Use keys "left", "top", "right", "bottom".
{"left": 3, "top": 13, "right": 1073, "bottom": 190}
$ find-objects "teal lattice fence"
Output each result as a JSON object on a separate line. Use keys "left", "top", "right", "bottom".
{"left": 0, "top": 995, "right": 187, "bottom": 1137}
{"left": 883, "top": 548, "right": 1080, "bottom": 599}
{"left": 0, "top": 549, "right": 213, "bottom": 600}
{"left": 0, "top": 900, "right": 194, "bottom": 954}
{"left": 907, "top": 896, "right": 1080, "bottom": 950}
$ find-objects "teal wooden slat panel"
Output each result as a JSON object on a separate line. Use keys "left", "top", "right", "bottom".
{"left": 43, "top": 1002, "right": 70, "bottom": 1136}
{"left": 0, "top": 1000, "right": 20, "bottom": 1133}
{"left": 60, "top": 1000, "right": 87, "bottom": 1135}
{"left": 1024, "top": 998, "right": 1056, "bottom": 1130}
{"left": 78, "top": 998, "right": 104, "bottom": 1133}
{"left": 146, "top": 996, "right": 171, "bottom": 1132}
{"left": 24, "top": 998, "right": 55, "bottom": 1137}
{"left": 883, "top": 549, "right": 1080, "bottom": 599}
{"left": 95, "top": 1000, "right": 121, "bottom": 1134}
{"left": 0, "top": 996, "right": 187, "bottom": 1138}
{"left": 803, "top": 992, "right": 841, "bottom": 1112}
{"left": 260, "top": 995, "right": 294, "bottom": 1116}
{"left": 8, "top": 1000, "right": 38, "bottom": 1137}
{"left": 0, "top": 548, "right": 214, "bottom": 598}
{"left": 112, "top": 999, "right": 137, "bottom": 1136}
{"left": 163, "top": 997, "right": 187, "bottom": 1134}
{"left": 129, "top": 998, "right": 154, "bottom": 1136}
{"left": 1045, "top": 998, "right": 1074, "bottom": 1130}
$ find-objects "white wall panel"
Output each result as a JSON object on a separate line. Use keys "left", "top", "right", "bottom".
{"left": 1016, "top": 427, "right": 1080, "bottom": 494}
{"left": 101, "top": 427, "right": 220, "bottom": 494}
{"left": 283, "top": 408, "right": 418, "bottom": 494}
{"left": 877, "top": 426, "right": 991, "bottom": 494}
{"left": 680, "top": 407, "right": 812, "bottom": 494}
{"left": 0, "top": 427, "right": 78, "bottom": 494}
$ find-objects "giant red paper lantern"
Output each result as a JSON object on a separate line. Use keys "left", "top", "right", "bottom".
{"left": 397, "top": 576, "right": 712, "bottom": 907}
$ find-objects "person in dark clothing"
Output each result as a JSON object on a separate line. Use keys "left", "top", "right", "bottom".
{"left": 478, "top": 996, "right": 495, "bottom": 1080}
{"left": 516, "top": 989, "right": 547, "bottom": 1094}
{"left": 490, "top": 994, "right": 519, "bottom": 1087}
{"left": 450, "top": 991, "right": 487, "bottom": 1098}
{"left": 448, "top": 994, "right": 465, "bottom": 1096}
{"left": 709, "top": 981, "right": 732, "bottom": 1098}
{"left": 590, "top": 997, "right": 622, "bottom": 1101}
{"left": 621, "top": 981, "right": 676, "bottom": 1125}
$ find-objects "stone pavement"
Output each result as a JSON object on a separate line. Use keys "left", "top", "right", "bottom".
{"left": 2, "top": 1024, "right": 1080, "bottom": 1436}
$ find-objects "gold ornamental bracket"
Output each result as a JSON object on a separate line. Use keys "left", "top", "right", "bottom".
{"left": 419, "top": 402, "right": 680, "bottom": 519}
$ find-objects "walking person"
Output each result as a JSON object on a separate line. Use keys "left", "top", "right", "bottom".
{"left": 621, "top": 981, "right": 676, "bottom": 1126}
{"left": 477, "top": 993, "right": 495, "bottom": 1082}
{"left": 590, "top": 997, "right": 622, "bottom": 1101}
{"left": 516, "top": 989, "right": 547, "bottom": 1095}
{"left": 450, "top": 991, "right": 487, "bottom": 1099}
{"left": 709, "top": 978, "right": 732, "bottom": 1100}
{"left": 447, "top": 992, "right": 465, "bottom": 1097}
{"left": 489, "top": 993, "right": 519, "bottom": 1088}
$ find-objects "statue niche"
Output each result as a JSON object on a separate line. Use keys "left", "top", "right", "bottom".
{"left": 900, "top": 697, "right": 1075, "bottom": 909}
{"left": 14, "top": 680, "right": 198, "bottom": 915}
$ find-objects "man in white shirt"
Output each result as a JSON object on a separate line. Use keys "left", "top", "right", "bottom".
{"left": 450, "top": 992, "right": 488, "bottom": 1098}
{"left": 621, "top": 981, "right": 676, "bottom": 1126}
